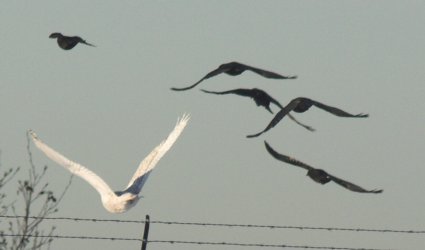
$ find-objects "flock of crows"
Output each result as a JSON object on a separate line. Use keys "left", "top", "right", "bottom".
{"left": 170, "top": 59, "right": 382, "bottom": 194}
{"left": 30, "top": 33, "right": 382, "bottom": 214}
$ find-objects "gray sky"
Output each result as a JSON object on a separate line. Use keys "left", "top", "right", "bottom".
{"left": 1, "top": 1, "right": 424, "bottom": 249}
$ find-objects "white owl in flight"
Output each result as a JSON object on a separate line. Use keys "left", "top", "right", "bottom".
{"left": 29, "top": 114, "right": 190, "bottom": 213}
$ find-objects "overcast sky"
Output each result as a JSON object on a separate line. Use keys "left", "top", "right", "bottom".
{"left": 1, "top": 1, "right": 424, "bottom": 249}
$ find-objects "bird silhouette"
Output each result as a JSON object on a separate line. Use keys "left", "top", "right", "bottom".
{"left": 264, "top": 141, "right": 382, "bottom": 193}
{"left": 49, "top": 32, "right": 95, "bottom": 50}
{"left": 247, "top": 97, "right": 368, "bottom": 138}
{"left": 171, "top": 61, "right": 297, "bottom": 91}
{"left": 201, "top": 88, "right": 314, "bottom": 132}
{"left": 29, "top": 114, "right": 190, "bottom": 213}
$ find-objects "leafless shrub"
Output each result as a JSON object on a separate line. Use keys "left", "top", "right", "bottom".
{"left": 0, "top": 132, "right": 73, "bottom": 250}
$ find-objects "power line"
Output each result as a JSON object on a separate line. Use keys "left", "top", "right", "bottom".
{"left": 148, "top": 240, "right": 392, "bottom": 250}
{"left": 0, "top": 233, "right": 140, "bottom": 242}
{"left": 150, "top": 220, "right": 425, "bottom": 234}
{"left": 1, "top": 215, "right": 424, "bottom": 234}
{"left": 0, "top": 215, "right": 144, "bottom": 224}
{"left": 0, "top": 234, "right": 392, "bottom": 250}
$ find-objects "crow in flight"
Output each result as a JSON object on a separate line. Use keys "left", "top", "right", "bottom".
{"left": 201, "top": 88, "right": 314, "bottom": 132}
{"left": 49, "top": 32, "right": 95, "bottom": 50}
{"left": 247, "top": 97, "right": 368, "bottom": 138}
{"left": 264, "top": 141, "right": 383, "bottom": 193}
{"left": 171, "top": 61, "right": 296, "bottom": 91}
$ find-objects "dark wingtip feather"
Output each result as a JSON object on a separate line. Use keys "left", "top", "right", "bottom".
{"left": 200, "top": 89, "right": 213, "bottom": 94}
{"left": 170, "top": 86, "right": 193, "bottom": 91}
{"left": 246, "top": 132, "right": 263, "bottom": 138}
{"left": 170, "top": 80, "right": 202, "bottom": 91}
{"left": 357, "top": 113, "right": 369, "bottom": 118}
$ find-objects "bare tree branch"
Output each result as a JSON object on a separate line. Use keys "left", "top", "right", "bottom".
{"left": 0, "top": 132, "right": 73, "bottom": 250}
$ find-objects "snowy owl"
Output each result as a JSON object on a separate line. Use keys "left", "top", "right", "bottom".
{"left": 29, "top": 114, "right": 190, "bottom": 213}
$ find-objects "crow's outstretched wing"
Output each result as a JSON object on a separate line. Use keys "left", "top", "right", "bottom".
{"left": 244, "top": 64, "right": 297, "bottom": 79}
{"left": 201, "top": 88, "right": 255, "bottom": 97}
{"left": 247, "top": 98, "right": 302, "bottom": 138}
{"left": 264, "top": 141, "right": 314, "bottom": 171}
{"left": 311, "top": 100, "right": 368, "bottom": 118}
{"left": 328, "top": 174, "right": 383, "bottom": 193}
{"left": 170, "top": 66, "right": 228, "bottom": 91}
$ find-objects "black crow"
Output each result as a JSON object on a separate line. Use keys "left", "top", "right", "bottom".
{"left": 201, "top": 88, "right": 314, "bottom": 132}
{"left": 247, "top": 97, "right": 368, "bottom": 138}
{"left": 171, "top": 61, "right": 296, "bottom": 91}
{"left": 264, "top": 141, "right": 382, "bottom": 193}
{"left": 49, "top": 32, "right": 95, "bottom": 50}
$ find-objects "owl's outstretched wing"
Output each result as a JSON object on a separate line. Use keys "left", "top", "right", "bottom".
{"left": 124, "top": 114, "right": 190, "bottom": 194}
{"left": 29, "top": 130, "right": 115, "bottom": 198}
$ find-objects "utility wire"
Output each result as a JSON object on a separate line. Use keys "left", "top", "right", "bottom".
{"left": 0, "top": 234, "right": 393, "bottom": 250}
{"left": 150, "top": 220, "right": 424, "bottom": 234}
{"left": 1, "top": 215, "right": 423, "bottom": 234}
{"left": 148, "top": 239, "right": 392, "bottom": 250}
